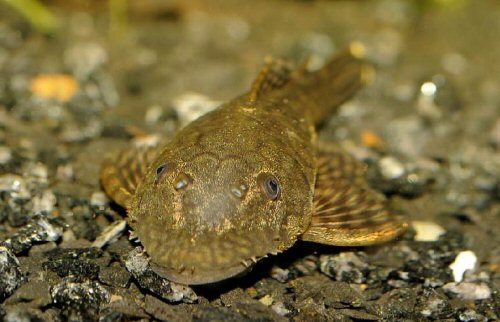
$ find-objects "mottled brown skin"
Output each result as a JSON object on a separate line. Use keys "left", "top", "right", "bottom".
{"left": 101, "top": 48, "right": 407, "bottom": 285}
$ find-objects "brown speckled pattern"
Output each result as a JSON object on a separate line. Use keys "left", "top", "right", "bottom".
{"left": 101, "top": 49, "right": 405, "bottom": 285}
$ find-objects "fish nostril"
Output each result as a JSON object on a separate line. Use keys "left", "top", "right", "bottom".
{"left": 155, "top": 162, "right": 171, "bottom": 184}
{"left": 174, "top": 172, "right": 192, "bottom": 190}
{"left": 230, "top": 183, "right": 248, "bottom": 199}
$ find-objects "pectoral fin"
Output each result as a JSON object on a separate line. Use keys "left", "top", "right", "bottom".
{"left": 301, "top": 144, "right": 408, "bottom": 246}
{"left": 100, "top": 146, "right": 159, "bottom": 208}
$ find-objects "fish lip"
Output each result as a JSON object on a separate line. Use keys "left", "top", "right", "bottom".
{"left": 149, "top": 260, "right": 253, "bottom": 285}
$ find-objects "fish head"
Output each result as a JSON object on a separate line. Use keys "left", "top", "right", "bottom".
{"left": 128, "top": 132, "right": 314, "bottom": 285}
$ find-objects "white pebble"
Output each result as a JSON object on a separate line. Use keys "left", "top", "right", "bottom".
{"left": 411, "top": 221, "right": 445, "bottom": 242}
{"left": 379, "top": 156, "right": 405, "bottom": 179}
{"left": 26, "top": 162, "right": 48, "bottom": 183}
{"left": 449, "top": 250, "right": 477, "bottom": 282}
{"left": 443, "top": 282, "right": 491, "bottom": 301}
{"left": 32, "top": 190, "right": 57, "bottom": 213}
{"left": 92, "top": 220, "right": 127, "bottom": 248}
{"left": 172, "top": 92, "right": 220, "bottom": 127}
{"left": 90, "top": 191, "right": 109, "bottom": 208}
{"left": 0, "top": 174, "right": 31, "bottom": 200}
{"left": 271, "top": 301, "right": 291, "bottom": 317}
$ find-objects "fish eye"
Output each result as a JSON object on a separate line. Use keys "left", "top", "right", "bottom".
{"left": 174, "top": 172, "right": 192, "bottom": 190}
{"left": 155, "top": 162, "right": 170, "bottom": 183}
{"left": 258, "top": 173, "right": 280, "bottom": 200}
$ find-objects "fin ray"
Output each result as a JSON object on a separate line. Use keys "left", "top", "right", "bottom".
{"left": 100, "top": 146, "right": 159, "bottom": 208}
{"left": 248, "top": 57, "right": 293, "bottom": 101}
{"left": 302, "top": 144, "right": 407, "bottom": 246}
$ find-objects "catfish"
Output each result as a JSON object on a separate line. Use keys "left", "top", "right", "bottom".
{"left": 100, "top": 45, "right": 407, "bottom": 285}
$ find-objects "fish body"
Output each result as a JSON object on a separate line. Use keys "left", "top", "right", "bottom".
{"left": 101, "top": 47, "right": 407, "bottom": 285}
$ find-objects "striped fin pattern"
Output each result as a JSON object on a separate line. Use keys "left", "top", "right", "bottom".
{"left": 100, "top": 146, "right": 159, "bottom": 208}
{"left": 301, "top": 144, "right": 407, "bottom": 246}
{"left": 248, "top": 57, "right": 292, "bottom": 102}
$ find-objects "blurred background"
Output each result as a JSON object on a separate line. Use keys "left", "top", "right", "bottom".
{"left": 1, "top": 0, "right": 499, "bottom": 144}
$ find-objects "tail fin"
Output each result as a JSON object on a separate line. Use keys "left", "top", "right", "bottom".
{"left": 297, "top": 43, "right": 372, "bottom": 124}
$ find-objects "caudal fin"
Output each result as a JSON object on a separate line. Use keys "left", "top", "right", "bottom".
{"left": 299, "top": 42, "right": 373, "bottom": 124}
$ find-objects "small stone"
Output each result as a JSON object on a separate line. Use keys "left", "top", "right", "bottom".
{"left": 376, "top": 288, "right": 419, "bottom": 320}
{"left": 379, "top": 156, "right": 406, "bottom": 179}
{"left": 270, "top": 266, "right": 290, "bottom": 283}
{"left": 270, "top": 301, "right": 291, "bottom": 317}
{"left": 0, "top": 246, "right": 22, "bottom": 300}
{"left": 64, "top": 42, "right": 108, "bottom": 79}
{"left": 145, "top": 104, "right": 166, "bottom": 125}
{"left": 171, "top": 92, "right": 220, "bottom": 127}
{"left": 29, "top": 74, "right": 79, "bottom": 102}
{"left": 463, "top": 270, "right": 490, "bottom": 283}
{"left": 42, "top": 257, "right": 100, "bottom": 281}
{"left": 294, "top": 32, "right": 335, "bottom": 71}
{"left": 458, "top": 309, "right": 487, "bottom": 322}
{"left": 411, "top": 221, "right": 446, "bottom": 242}
{"left": 292, "top": 276, "right": 367, "bottom": 310}
{"left": 384, "top": 116, "right": 430, "bottom": 157}
{"left": 32, "top": 190, "right": 57, "bottom": 213}
{"left": 3, "top": 309, "right": 46, "bottom": 322}
{"left": 144, "top": 105, "right": 178, "bottom": 135}
{"left": 91, "top": 220, "right": 127, "bottom": 248}
{"left": 2, "top": 201, "right": 30, "bottom": 227}
{"left": 56, "top": 164, "right": 74, "bottom": 181}
{"left": 51, "top": 279, "right": 110, "bottom": 320}
{"left": 90, "top": 191, "right": 109, "bottom": 209}
{"left": 3, "top": 214, "right": 63, "bottom": 254}
{"left": 387, "top": 279, "right": 408, "bottom": 288}
{"left": 449, "top": 250, "right": 477, "bottom": 282}
{"left": 320, "top": 252, "right": 368, "bottom": 283}
{"left": 125, "top": 247, "right": 197, "bottom": 303}
{"left": 402, "top": 232, "right": 459, "bottom": 286}
{"left": 124, "top": 247, "right": 149, "bottom": 275}
{"left": 25, "top": 162, "right": 49, "bottom": 184}
{"left": 418, "top": 81, "right": 442, "bottom": 120}
{"left": 417, "top": 288, "right": 453, "bottom": 319}
{"left": 417, "top": 75, "right": 460, "bottom": 121}
{"left": 41, "top": 247, "right": 106, "bottom": 282}
{"left": 368, "top": 28, "right": 403, "bottom": 66}
{"left": 258, "top": 294, "right": 273, "bottom": 307}
{"left": 0, "top": 174, "right": 31, "bottom": 201}
{"left": 442, "top": 282, "right": 491, "bottom": 300}
{"left": 290, "top": 255, "right": 318, "bottom": 276}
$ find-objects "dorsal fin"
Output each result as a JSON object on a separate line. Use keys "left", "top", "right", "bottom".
{"left": 248, "top": 57, "right": 293, "bottom": 102}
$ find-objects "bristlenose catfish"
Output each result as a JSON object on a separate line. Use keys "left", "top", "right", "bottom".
{"left": 100, "top": 44, "right": 408, "bottom": 285}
